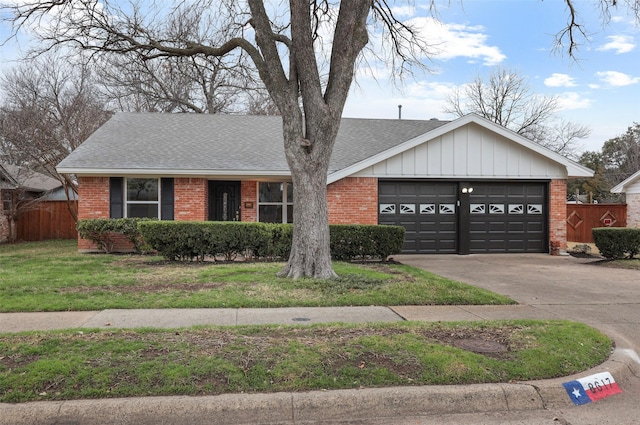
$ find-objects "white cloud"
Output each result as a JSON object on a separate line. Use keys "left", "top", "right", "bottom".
{"left": 544, "top": 73, "right": 577, "bottom": 87}
{"left": 556, "top": 92, "right": 593, "bottom": 110}
{"left": 596, "top": 71, "right": 640, "bottom": 86}
{"left": 406, "top": 17, "right": 506, "bottom": 66}
{"left": 597, "top": 35, "right": 636, "bottom": 54}
{"left": 390, "top": 5, "right": 417, "bottom": 18}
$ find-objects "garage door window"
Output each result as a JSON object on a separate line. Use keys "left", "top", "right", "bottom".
{"left": 400, "top": 204, "right": 415, "bottom": 214}
{"left": 490, "top": 204, "right": 504, "bottom": 214}
{"left": 509, "top": 204, "right": 524, "bottom": 214}
{"left": 380, "top": 204, "right": 396, "bottom": 214}
{"left": 528, "top": 204, "right": 543, "bottom": 214}
{"left": 420, "top": 204, "right": 435, "bottom": 214}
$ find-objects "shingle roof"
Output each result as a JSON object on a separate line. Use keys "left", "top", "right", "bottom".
{"left": 0, "top": 163, "right": 61, "bottom": 192}
{"left": 57, "top": 113, "right": 449, "bottom": 177}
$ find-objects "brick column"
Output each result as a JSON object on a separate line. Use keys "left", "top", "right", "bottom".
{"left": 174, "top": 178, "right": 207, "bottom": 221}
{"left": 327, "top": 177, "right": 378, "bottom": 225}
{"left": 627, "top": 193, "right": 640, "bottom": 228}
{"left": 549, "top": 179, "right": 567, "bottom": 252}
{"left": 241, "top": 181, "right": 258, "bottom": 222}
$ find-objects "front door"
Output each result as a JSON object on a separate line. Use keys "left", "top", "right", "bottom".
{"left": 208, "top": 181, "right": 241, "bottom": 221}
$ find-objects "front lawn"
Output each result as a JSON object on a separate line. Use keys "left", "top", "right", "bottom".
{"left": 0, "top": 320, "right": 611, "bottom": 403}
{"left": 0, "top": 240, "right": 514, "bottom": 312}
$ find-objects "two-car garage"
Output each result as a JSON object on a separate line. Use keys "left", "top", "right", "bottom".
{"left": 378, "top": 180, "right": 548, "bottom": 254}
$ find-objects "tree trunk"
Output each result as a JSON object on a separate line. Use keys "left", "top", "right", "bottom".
{"left": 277, "top": 114, "right": 339, "bottom": 279}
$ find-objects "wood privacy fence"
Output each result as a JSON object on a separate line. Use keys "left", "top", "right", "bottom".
{"left": 566, "top": 203, "right": 627, "bottom": 243}
{"left": 17, "top": 201, "right": 77, "bottom": 241}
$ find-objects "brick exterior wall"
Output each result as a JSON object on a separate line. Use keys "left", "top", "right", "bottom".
{"left": 174, "top": 178, "right": 207, "bottom": 221}
{"left": 549, "top": 179, "right": 567, "bottom": 251}
{"left": 627, "top": 193, "right": 640, "bottom": 228}
{"left": 77, "top": 177, "right": 113, "bottom": 251}
{"left": 241, "top": 181, "right": 257, "bottom": 222}
{"left": 327, "top": 177, "right": 378, "bottom": 225}
{"left": 75, "top": 175, "right": 568, "bottom": 254}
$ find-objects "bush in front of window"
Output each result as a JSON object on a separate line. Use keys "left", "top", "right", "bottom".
{"left": 592, "top": 227, "right": 640, "bottom": 260}
{"left": 77, "top": 218, "right": 151, "bottom": 253}
{"left": 136, "top": 221, "right": 405, "bottom": 262}
{"left": 137, "top": 221, "right": 272, "bottom": 262}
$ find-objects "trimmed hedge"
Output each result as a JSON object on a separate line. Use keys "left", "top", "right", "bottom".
{"left": 137, "top": 221, "right": 405, "bottom": 262}
{"left": 592, "top": 227, "right": 640, "bottom": 259}
{"left": 330, "top": 224, "right": 405, "bottom": 261}
{"left": 137, "top": 221, "right": 271, "bottom": 261}
{"left": 77, "top": 218, "right": 150, "bottom": 253}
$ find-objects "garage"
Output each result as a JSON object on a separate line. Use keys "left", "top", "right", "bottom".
{"left": 378, "top": 180, "right": 548, "bottom": 254}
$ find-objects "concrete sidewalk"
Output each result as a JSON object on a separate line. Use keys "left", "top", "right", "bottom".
{"left": 0, "top": 304, "right": 561, "bottom": 333}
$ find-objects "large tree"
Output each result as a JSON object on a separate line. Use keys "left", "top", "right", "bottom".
{"left": 443, "top": 67, "right": 590, "bottom": 158}
{"left": 4, "top": 0, "right": 638, "bottom": 277}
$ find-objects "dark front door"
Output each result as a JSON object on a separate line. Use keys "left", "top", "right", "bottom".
{"left": 209, "top": 181, "right": 241, "bottom": 221}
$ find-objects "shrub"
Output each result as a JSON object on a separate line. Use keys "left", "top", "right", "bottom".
{"left": 592, "top": 227, "right": 640, "bottom": 259}
{"left": 330, "top": 224, "right": 405, "bottom": 261}
{"left": 138, "top": 221, "right": 271, "bottom": 261}
{"left": 77, "top": 218, "right": 150, "bottom": 253}
{"left": 137, "top": 221, "right": 405, "bottom": 262}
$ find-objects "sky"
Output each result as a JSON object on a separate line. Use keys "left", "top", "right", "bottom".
{"left": 342, "top": 0, "right": 640, "bottom": 154}
{"left": 0, "top": 0, "right": 638, "bottom": 155}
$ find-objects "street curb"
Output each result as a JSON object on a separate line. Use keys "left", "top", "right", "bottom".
{"left": 1, "top": 349, "right": 635, "bottom": 425}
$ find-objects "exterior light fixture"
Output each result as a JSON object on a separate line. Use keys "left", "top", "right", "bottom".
{"left": 461, "top": 187, "right": 474, "bottom": 194}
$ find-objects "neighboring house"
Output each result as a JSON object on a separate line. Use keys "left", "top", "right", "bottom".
{"left": 0, "top": 163, "right": 62, "bottom": 243}
{"left": 57, "top": 112, "right": 593, "bottom": 254}
{"left": 611, "top": 170, "right": 640, "bottom": 228}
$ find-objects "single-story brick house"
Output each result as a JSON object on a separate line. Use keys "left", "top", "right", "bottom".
{"left": 611, "top": 169, "right": 640, "bottom": 228}
{"left": 57, "top": 112, "right": 593, "bottom": 254}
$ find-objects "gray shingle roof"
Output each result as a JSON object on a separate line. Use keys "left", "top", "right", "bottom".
{"left": 57, "top": 113, "right": 449, "bottom": 176}
{"left": 0, "top": 163, "right": 61, "bottom": 192}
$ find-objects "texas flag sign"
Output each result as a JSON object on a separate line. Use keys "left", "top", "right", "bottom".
{"left": 562, "top": 372, "right": 622, "bottom": 405}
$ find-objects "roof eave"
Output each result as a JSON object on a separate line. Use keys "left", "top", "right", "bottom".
{"left": 56, "top": 167, "right": 292, "bottom": 179}
{"left": 611, "top": 169, "right": 640, "bottom": 193}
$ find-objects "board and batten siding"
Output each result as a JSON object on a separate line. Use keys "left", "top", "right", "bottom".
{"left": 353, "top": 123, "right": 567, "bottom": 179}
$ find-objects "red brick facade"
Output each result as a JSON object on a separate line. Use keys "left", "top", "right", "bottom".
{"left": 76, "top": 176, "right": 567, "bottom": 254}
{"left": 174, "top": 178, "right": 207, "bottom": 221}
{"left": 241, "top": 181, "right": 258, "bottom": 222}
{"left": 549, "top": 179, "right": 567, "bottom": 251}
{"left": 327, "top": 177, "right": 378, "bottom": 224}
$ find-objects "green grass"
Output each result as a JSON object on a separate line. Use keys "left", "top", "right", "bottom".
{"left": 0, "top": 320, "right": 611, "bottom": 403}
{"left": 0, "top": 240, "right": 514, "bottom": 312}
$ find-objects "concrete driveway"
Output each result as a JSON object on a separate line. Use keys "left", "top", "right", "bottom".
{"left": 395, "top": 253, "right": 640, "bottom": 352}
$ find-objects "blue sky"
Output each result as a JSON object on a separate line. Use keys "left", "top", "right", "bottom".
{"left": 1, "top": 0, "right": 637, "bottom": 154}
{"left": 343, "top": 0, "right": 639, "bottom": 154}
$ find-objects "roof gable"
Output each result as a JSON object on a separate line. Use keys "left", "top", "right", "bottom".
{"left": 611, "top": 169, "right": 640, "bottom": 194}
{"left": 328, "top": 114, "right": 593, "bottom": 183}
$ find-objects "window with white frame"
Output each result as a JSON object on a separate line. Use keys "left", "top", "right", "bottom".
{"left": 126, "top": 178, "right": 160, "bottom": 218}
{"left": 258, "top": 182, "right": 293, "bottom": 223}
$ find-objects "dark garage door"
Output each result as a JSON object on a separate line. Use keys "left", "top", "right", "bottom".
{"left": 378, "top": 181, "right": 547, "bottom": 254}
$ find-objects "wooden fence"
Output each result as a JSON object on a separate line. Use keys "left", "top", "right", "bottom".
{"left": 566, "top": 203, "right": 627, "bottom": 243}
{"left": 17, "top": 201, "right": 78, "bottom": 241}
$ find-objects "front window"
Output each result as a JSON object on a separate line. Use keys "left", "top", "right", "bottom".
{"left": 126, "top": 178, "right": 159, "bottom": 218}
{"left": 2, "top": 191, "right": 12, "bottom": 212}
{"left": 258, "top": 182, "right": 293, "bottom": 223}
